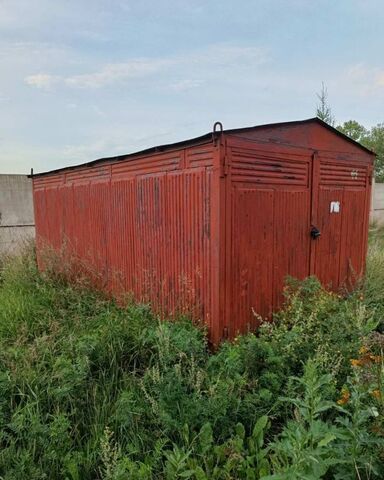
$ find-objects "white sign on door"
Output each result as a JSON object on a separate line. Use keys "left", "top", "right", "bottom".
{"left": 330, "top": 201, "right": 340, "bottom": 213}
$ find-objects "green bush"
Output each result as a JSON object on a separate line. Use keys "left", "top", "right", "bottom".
{"left": 0, "top": 239, "right": 383, "bottom": 479}
{"left": 364, "top": 226, "right": 384, "bottom": 330}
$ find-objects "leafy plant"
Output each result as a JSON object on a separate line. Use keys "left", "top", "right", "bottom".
{"left": 265, "top": 360, "right": 339, "bottom": 479}
{"left": 0, "top": 234, "right": 383, "bottom": 479}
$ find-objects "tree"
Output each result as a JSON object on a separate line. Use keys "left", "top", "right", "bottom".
{"left": 316, "top": 82, "right": 335, "bottom": 126}
{"left": 314, "top": 85, "right": 383, "bottom": 181}
{"left": 364, "top": 124, "right": 384, "bottom": 181}
{"left": 336, "top": 120, "right": 368, "bottom": 143}
{"left": 337, "top": 120, "right": 384, "bottom": 182}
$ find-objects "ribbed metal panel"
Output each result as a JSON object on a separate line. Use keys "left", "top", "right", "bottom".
{"left": 230, "top": 187, "right": 274, "bottom": 335}
{"left": 107, "top": 170, "right": 213, "bottom": 321}
{"left": 320, "top": 163, "right": 367, "bottom": 187}
{"left": 66, "top": 166, "right": 110, "bottom": 184}
{"left": 227, "top": 138, "right": 311, "bottom": 338}
{"left": 230, "top": 146, "right": 309, "bottom": 185}
{"left": 272, "top": 189, "right": 311, "bottom": 308}
{"left": 312, "top": 187, "right": 344, "bottom": 288}
{"left": 111, "top": 151, "right": 181, "bottom": 179}
{"left": 339, "top": 189, "right": 367, "bottom": 285}
{"left": 185, "top": 145, "right": 215, "bottom": 168}
{"left": 313, "top": 181, "right": 369, "bottom": 290}
{"left": 32, "top": 121, "right": 374, "bottom": 344}
{"left": 33, "top": 148, "right": 214, "bottom": 331}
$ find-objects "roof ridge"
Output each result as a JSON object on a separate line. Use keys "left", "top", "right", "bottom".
{"left": 30, "top": 117, "right": 375, "bottom": 178}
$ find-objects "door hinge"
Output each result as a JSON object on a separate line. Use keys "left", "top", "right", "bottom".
{"left": 220, "top": 153, "right": 230, "bottom": 177}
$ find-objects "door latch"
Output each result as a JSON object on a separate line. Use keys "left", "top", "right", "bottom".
{"left": 310, "top": 226, "right": 321, "bottom": 239}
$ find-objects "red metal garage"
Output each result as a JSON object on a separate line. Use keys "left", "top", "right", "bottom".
{"left": 31, "top": 118, "right": 375, "bottom": 344}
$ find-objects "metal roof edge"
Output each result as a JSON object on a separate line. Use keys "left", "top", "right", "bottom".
{"left": 224, "top": 117, "right": 375, "bottom": 156}
{"left": 30, "top": 117, "right": 375, "bottom": 178}
{"left": 29, "top": 135, "right": 214, "bottom": 178}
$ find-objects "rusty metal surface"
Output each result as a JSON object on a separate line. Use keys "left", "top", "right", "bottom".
{"left": 32, "top": 120, "right": 374, "bottom": 344}
{"left": 33, "top": 145, "right": 216, "bottom": 333}
{"left": 312, "top": 159, "right": 371, "bottom": 290}
{"left": 224, "top": 137, "right": 312, "bottom": 337}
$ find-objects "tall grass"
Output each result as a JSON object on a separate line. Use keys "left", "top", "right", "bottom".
{"left": 365, "top": 225, "right": 384, "bottom": 329}
{"left": 0, "top": 238, "right": 383, "bottom": 479}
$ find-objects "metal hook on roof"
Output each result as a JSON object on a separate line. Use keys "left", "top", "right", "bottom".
{"left": 213, "top": 121, "right": 223, "bottom": 133}
{"left": 212, "top": 121, "right": 223, "bottom": 145}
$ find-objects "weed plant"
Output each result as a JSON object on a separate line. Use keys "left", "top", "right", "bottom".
{"left": 0, "top": 238, "right": 383, "bottom": 479}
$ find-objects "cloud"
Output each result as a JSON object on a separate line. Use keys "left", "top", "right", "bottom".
{"left": 64, "top": 59, "right": 171, "bottom": 88}
{"left": 170, "top": 79, "right": 204, "bottom": 91}
{"left": 376, "top": 72, "right": 384, "bottom": 87}
{"left": 62, "top": 139, "right": 110, "bottom": 159}
{"left": 23, "top": 44, "right": 268, "bottom": 91}
{"left": 91, "top": 105, "right": 105, "bottom": 116}
{"left": 24, "top": 73, "right": 59, "bottom": 89}
{"left": 345, "top": 63, "right": 384, "bottom": 94}
{"left": 188, "top": 45, "right": 267, "bottom": 67}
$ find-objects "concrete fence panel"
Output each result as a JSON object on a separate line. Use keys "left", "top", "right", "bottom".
{"left": 0, "top": 174, "right": 35, "bottom": 254}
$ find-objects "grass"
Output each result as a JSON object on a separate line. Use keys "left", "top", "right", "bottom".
{"left": 0, "top": 237, "right": 383, "bottom": 479}
{"left": 365, "top": 225, "right": 384, "bottom": 326}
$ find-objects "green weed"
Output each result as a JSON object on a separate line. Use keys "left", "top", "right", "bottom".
{"left": 0, "top": 234, "right": 383, "bottom": 479}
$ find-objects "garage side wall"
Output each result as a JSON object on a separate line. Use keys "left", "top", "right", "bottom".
{"left": 32, "top": 144, "right": 216, "bottom": 330}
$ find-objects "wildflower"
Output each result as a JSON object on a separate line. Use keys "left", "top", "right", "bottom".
{"left": 359, "top": 345, "right": 368, "bottom": 355}
{"left": 371, "top": 389, "right": 381, "bottom": 400}
{"left": 370, "top": 355, "right": 383, "bottom": 364}
{"left": 350, "top": 359, "right": 361, "bottom": 367}
{"left": 337, "top": 388, "right": 350, "bottom": 405}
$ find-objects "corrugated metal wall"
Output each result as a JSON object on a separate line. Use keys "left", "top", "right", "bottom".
{"left": 224, "top": 137, "right": 313, "bottom": 337}
{"left": 222, "top": 132, "right": 373, "bottom": 339}
{"left": 32, "top": 121, "right": 374, "bottom": 344}
{"left": 33, "top": 144, "right": 216, "bottom": 330}
{"left": 312, "top": 157, "right": 371, "bottom": 289}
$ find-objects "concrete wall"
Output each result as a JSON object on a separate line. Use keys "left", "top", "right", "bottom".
{"left": 372, "top": 181, "right": 384, "bottom": 226}
{"left": 0, "top": 175, "right": 35, "bottom": 254}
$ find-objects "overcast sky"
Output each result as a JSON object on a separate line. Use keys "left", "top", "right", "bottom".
{"left": 0, "top": 0, "right": 383, "bottom": 174}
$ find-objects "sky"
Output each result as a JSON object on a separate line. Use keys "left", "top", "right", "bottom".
{"left": 0, "top": 0, "right": 383, "bottom": 174}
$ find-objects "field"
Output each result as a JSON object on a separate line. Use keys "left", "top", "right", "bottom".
{"left": 0, "top": 231, "right": 383, "bottom": 479}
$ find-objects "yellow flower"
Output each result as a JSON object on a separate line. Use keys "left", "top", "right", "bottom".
{"left": 337, "top": 388, "right": 350, "bottom": 405}
{"left": 371, "top": 390, "right": 381, "bottom": 400}
{"left": 359, "top": 345, "right": 368, "bottom": 355}
{"left": 350, "top": 359, "right": 361, "bottom": 367}
{"left": 372, "top": 355, "right": 383, "bottom": 364}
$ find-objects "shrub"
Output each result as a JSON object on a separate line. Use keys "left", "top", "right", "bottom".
{"left": 0, "top": 234, "right": 383, "bottom": 478}
{"left": 364, "top": 226, "right": 384, "bottom": 330}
